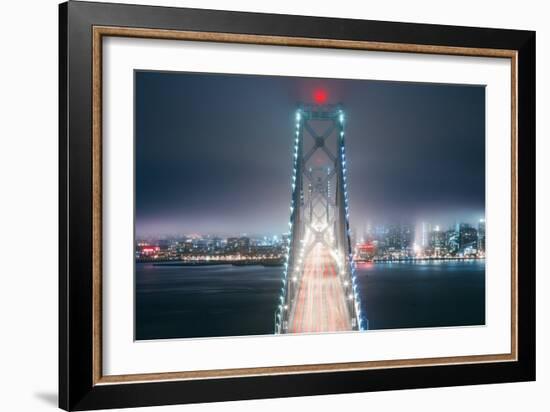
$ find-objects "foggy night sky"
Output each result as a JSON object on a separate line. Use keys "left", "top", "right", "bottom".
{"left": 135, "top": 71, "right": 485, "bottom": 237}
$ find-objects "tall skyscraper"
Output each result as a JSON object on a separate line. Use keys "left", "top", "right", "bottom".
{"left": 478, "top": 219, "right": 486, "bottom": 252}
{"left": 386, "top": 223, "right": 414, "bottom": 250}
{"left": 421, "top": 222, "right": 432, "bottom": 248}
{"left": 446, "top": 228, "right": 460, "bottom": 253}
{"left": 429, "top": 225, "right": 446, "bottom": 254}
{"left": 400, "top": 224, "right": 414, "bottom": 250}
{"left": 456, "top": 223, "right": 478, "bottom": 252}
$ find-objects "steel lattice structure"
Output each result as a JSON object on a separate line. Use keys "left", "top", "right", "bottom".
{"left": 275, "top": 103, "right": 366, "bottom": 334}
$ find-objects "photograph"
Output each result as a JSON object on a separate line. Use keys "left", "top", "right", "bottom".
{"left": 134, "top": 71, "right": 487, "bottom": 341}
{"left": 52, "top": 1, "right": 536, "bottom": 410}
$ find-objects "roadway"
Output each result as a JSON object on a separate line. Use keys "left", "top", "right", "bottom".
{"left": 288, "top": 243, "right": 352, "bottom": 333}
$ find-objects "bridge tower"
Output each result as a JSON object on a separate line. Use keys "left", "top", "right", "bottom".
{"left": 275, "top": 101, "right": 366, "bottom": 334}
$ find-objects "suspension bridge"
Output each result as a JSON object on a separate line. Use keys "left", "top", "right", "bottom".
{"left": 275, "top": 95, "right": 367, "bottom": 334}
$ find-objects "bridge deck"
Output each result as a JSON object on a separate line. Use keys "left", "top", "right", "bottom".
{"left": 289, "top": 243, "right": 351, "bottom": 333}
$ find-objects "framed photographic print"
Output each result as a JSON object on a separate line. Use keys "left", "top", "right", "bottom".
{"left": 59, "top": 1, "right": 536, "bottom": 410}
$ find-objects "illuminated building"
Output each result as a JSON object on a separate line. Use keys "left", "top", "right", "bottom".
{"left": 457, "top": 223, "right": 478, "bottom": 252}
{"left": 478, "top": 219, "right": 486, "bottom": 252}
{"left": 421, "top": 222, "right": 432, "bottom": 248}
{"left": 356, "top": 242, "right": 376, "bottom": 261}
{"left": 226, "top": 237, "right": 251, "bottom": 254}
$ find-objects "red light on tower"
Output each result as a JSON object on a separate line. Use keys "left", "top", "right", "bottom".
{"left": 313, "top": 89, "right": 328, "bottom": 105}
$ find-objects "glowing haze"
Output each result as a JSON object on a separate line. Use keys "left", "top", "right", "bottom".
{"left": 135, "top": 71, "right": 485, "bottom": 238}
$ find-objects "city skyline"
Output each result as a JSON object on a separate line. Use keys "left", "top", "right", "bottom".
{"left": 135, "top": 215, "right": 486, "bottom": 241}
{"left": 135, "top": 71, "right": 485, "bottom": 238}
{"left": 136, "top": 215, "right": 486, "bottom": 264}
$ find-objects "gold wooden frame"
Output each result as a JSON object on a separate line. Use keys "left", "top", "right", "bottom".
{"left": 92, "top": 26, "right": 518, "bottom": 385}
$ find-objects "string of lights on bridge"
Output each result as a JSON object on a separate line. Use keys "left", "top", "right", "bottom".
{"left": 275, "top": 92, "right": 367, "bottom": 333}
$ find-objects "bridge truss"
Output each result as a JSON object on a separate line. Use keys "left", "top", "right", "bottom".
{"left": 275, "top": 103, "right": 367, "bottom": 334}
